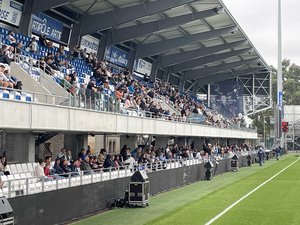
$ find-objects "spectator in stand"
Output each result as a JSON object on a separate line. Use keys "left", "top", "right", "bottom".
{"left": 66, "top": 150, "right": 72, "bottom": 162}
{"left": 0, "top": 64, "right": 13, "bottom": 88}
{"left": 15, "top": 42, "right": 23, "bottom": 56}
{"left": 103, "top": 154, "right": 115, "bottom": 170}
{"left": 57, "top": 148, "right": 67, "bottom": 160}
{"left": 7, "top": 31, "right": 16, "bottom": 47}
{"left": 58, "top": 45, "right": 66, "bottom": 57}
{"left": 68, "top": 71, "right": 77, "bottom": 85}
{"left": 38, "top": 34, "right": 48, "bottom": 47}
{"left": 52, "top": 158, "right": 64, "bottom": 175}
{"left": 113, "top": 154, "right": 123, "bottom": 168}
{"left": 90, "top": 156, "right": 100, "bottom": 170}
{"left": 26, "top": 37, "right": 38, "bottom": 54}
{"left": 78, "top": 148, "right": 87, "bottom": 160}
{"left": 80, "top": 48, "right": 87, "bottom": 59}
{"left": 0, "top": 156, "right": 10, "bottom": 175}
{"left": 4, "top": 65, "right": 22, "bottom": 89}
{"left": 47, "top": 41, "right": 54, "bottom": 49}
{"left": 72, "top": 45, "right": 81, "bottom": 58}
{"left": 5, "top": 46, "right": 14, "bottom": 61}
{"left": 97, "top": 149, "right": 106, "bottom": 165}
{"left": 0, "top": 45, "right": 11, "bottom": 65}
{"left": 54, "top": 52, "right": 65, "bottom": 71}
{"left": 69, "top": 158, "right": 81, "bottom": 175}
{"left": 80, "top": 156, "right": 92, "bottom": 172}
{"left": 34, "top": 159, "right": 47, "bottom": 179}
{"left": 60, "top": 159, "right": 71, "bottom": 175}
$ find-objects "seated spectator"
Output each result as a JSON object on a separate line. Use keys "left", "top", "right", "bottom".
{"left": 69, "top": 158, "right": 81, "bottom": 175}
{"left": 78, "top": 148, "right": 87, "bottom": 161}
{"left": 113, "top": 154, "right": 123, "bottom": 168}
{"left": 0, "top": 156, "right": 10, "bottom": 175}
{"left": 0, "top": 45, "right": 11, "bottom": 65}
{"left": 54, "top": 52, "right": 65, "bottom": 70}
{"left": 80, "top": 156, "right": 92, "bottom": 172}
{"left": 60, "top": 159, "right": 71, "bottom": 175}
{"left": 4, "top": 66, "right": 22, "bottom": 90}
{"left": 4, "top": 46, "right": 15, "bottom": 61}
{"left": 66, "top": 150, "right": 72, "bottom": 162}
{"left": 15, "top": 42, "right": 23, "bottom": 55}
{"left": 103, "top": 154, "right": 115, "bottom": 170}
{"left": 0, "top": 64, "right": 13, "bottom": 88}
{"left": 90, "top": 156, "right": 100, "bottom": 170}
{"left": 57, "top": 148, "right": 66, "bottom": 160}
{"left": 52, "top": 158, "right": 64, "bottom": 175}
{"left": 26, "top": 37, "right": 38, "bottom": 54}
{"left": 34, "top": 159, "right": 47, "bottom": 179}
{"left": 97, "top": 149, "right": 106, "bottom": 165}
{"left": 47, "top": 41, "right": 54, "bottom": 49}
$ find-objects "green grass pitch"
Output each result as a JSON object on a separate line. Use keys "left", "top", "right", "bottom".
{"left": 72, "top": 155, "right": 300, "bottom": 225}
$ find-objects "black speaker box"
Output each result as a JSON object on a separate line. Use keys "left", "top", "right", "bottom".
{"left": 131, "top": 170, "right": 148, "bottom": 182}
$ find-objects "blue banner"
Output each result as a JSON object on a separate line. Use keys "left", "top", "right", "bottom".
{"left": 104, "top": 46, "right": 129, "bottom": 68}
{"left": 31, "top": 13, "right": 63, "bottom": 42}
{"left": 210, "top": 80, "right": 244, "bottom": 118}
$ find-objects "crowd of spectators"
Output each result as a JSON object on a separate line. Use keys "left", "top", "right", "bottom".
{"left": 2, "top": 30, "right": 246, "bottom": 128}
{"left": 33, "top": 142, "right": 253, "bottom": 180}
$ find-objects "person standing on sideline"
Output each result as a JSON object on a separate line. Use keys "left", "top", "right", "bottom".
{"left": 257, "top": 147, "right": 265, "bottom": 166}
{"left": 275, "top": 146, "right": 281, "bottom": 160}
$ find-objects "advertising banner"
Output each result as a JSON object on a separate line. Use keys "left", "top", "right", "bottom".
{"left": 80, "top": 35, "right": 100, "bottom": 54}
{"left": 104, "top": 46, "right": 129, "bottom": 68}
{"left": 135, "top": 59, "right": 152, "bottom": 75}
{"left": 32, "top": 13, "right": 63, "bottom": 42}
{"left": 0, "top": 0, "right": 23, "bottom": 26}
{"left": 210, "top": 80, "right": 244, "bottom": 118}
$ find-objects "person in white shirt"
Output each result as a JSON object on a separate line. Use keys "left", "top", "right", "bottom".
{"left": 34, "top": 159, "right": 46, "bottom": 178}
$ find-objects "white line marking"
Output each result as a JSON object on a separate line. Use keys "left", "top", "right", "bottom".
{"left": 205, "top": 158, "right": 300, "bottom": 225}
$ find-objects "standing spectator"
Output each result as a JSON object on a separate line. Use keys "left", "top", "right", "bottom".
{"left": 38, "top": 34, "right": 48, "bottom": 47}
{"left": 26, "top": 37, "right": 38, "bottom": 54}
{"left": 7, "top": 31, "right": 16, "bottom": 47}
{"left": 72, "top": 45, "right": 81, "bottom": 58}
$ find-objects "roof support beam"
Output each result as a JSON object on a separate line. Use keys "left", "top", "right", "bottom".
{"left": 198, "top": 68, "right": 263, "bottom": 85}
{"left": 184, "top": 57, "right": 260, "bottom": 80}
{"left": 136, "top": 26, "right": 237, "bottom": 58}
{"left": 32, "top": 0, "right": 78, "bottom": 13}
{"left": 171, "top": 47, "right": 252, "bottom": 73}
{"left": 80, "top": 0, "right": 195, "bottom": 35}
{"left": 106, "top": 8, "right": 219, "bottom": 45}
{"left": 159, "top": 40, "right": 247, "bottom": 68}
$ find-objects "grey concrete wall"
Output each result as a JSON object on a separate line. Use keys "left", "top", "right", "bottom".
{"left": 6, "top": 133, "right": 35, "bottom": 163}
{"left": 0, "top": 100, "right": 258, "bottom": 140}
{"left": 9, "top": 155, "right": 252, "bottom": 225}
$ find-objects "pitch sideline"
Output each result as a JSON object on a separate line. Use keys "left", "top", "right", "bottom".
{"left": 205, "top": 157, "right": 300, "bottom": 225}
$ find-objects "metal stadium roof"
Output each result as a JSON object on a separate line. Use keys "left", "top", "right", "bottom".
{"left": 37, "top": 0, "right": 270, "bottom": 85}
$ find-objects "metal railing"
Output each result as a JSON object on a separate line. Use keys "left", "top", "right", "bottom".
{"left": 0, "top": 150, "right": 256, "bottom": 199}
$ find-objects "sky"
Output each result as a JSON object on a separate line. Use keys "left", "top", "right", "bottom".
{"left": 222, "top": 0, "right": 300, "bottom": 68}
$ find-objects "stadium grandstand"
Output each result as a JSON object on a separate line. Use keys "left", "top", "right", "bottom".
{"left": 0, "top": 0, "right": 273, "bottom": 224}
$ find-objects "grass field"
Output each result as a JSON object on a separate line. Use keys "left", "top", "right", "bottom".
{"left": 72, "top": 155, "right": 300, "bottom": 225}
